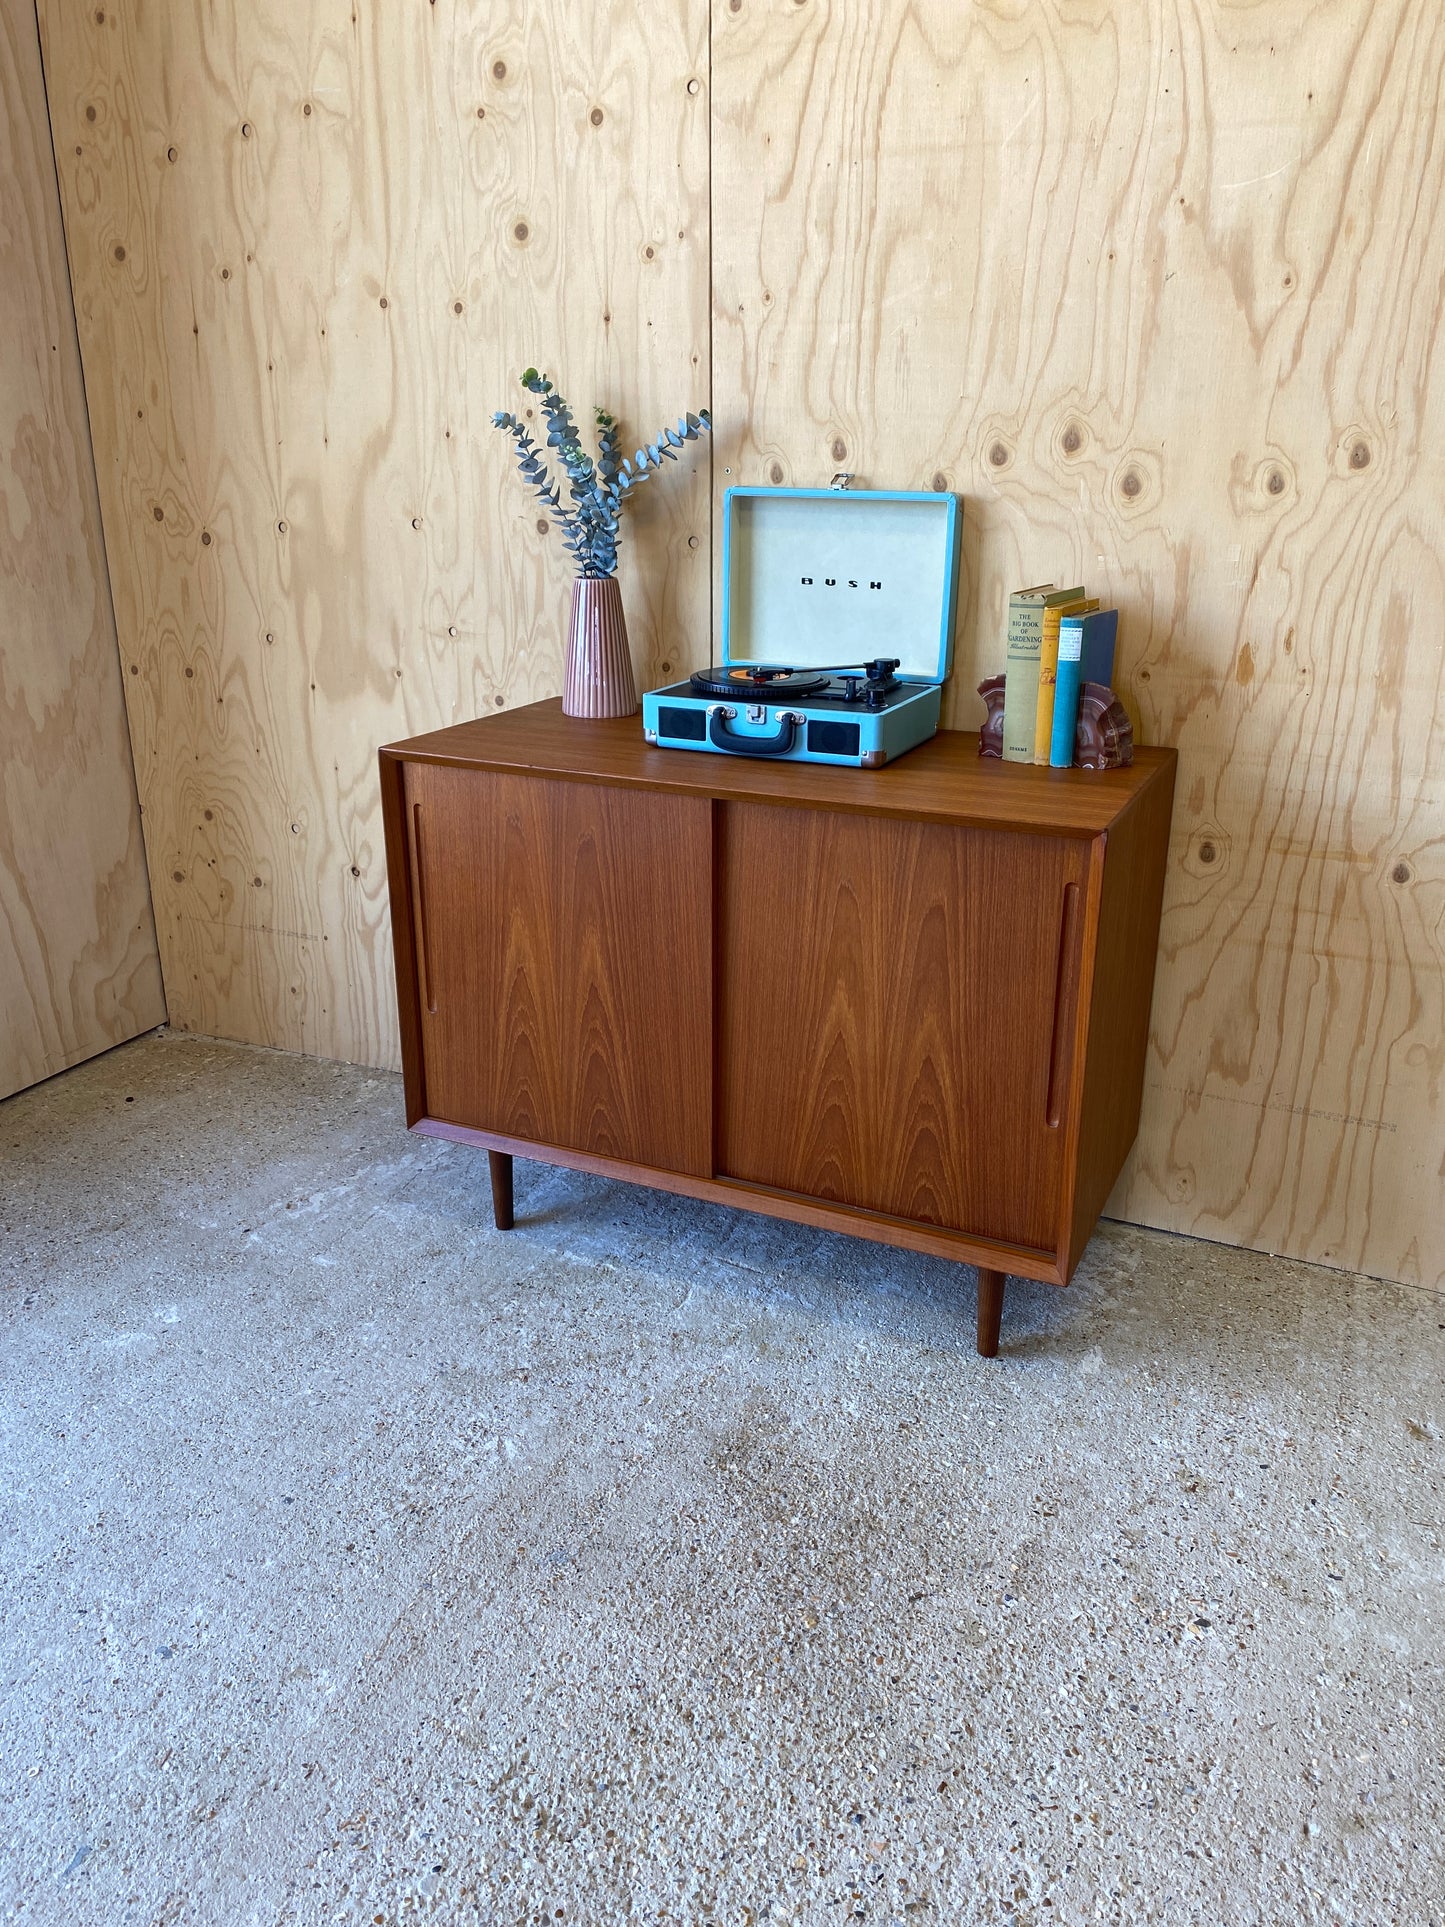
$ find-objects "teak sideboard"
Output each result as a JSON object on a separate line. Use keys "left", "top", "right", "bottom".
{"left": 380, "top": 699, "right": 1176, "bottom": 1355}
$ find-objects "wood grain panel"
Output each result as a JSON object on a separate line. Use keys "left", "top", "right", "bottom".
{"left": 712, "top": 0, "right": 1445, "bottom": 1289}
{"left": 0, "top": 0, "right": 163, "bottom": 1098}
{"left": 404, "top": 763, "right": 712, "bottom": 1176}
{"left": 36, "top": 0, "right": 710, "bottom": 1070}
{"left": 389, "top": 699, "right": 1174, "bottom": 838}
{"left": 719, "top": 802, "right": 1089, "bottom": 1251}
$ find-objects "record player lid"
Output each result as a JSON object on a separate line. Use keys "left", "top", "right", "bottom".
{"left": 721, "top": 486, "right": 962, "bottom": 685}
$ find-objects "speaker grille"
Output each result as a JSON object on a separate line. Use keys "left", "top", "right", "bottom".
{"left": 807, "top": 720, "right": 861, "bottom": 757}
{"left": 657, "top": 704, "right": 706, "bottom": 742}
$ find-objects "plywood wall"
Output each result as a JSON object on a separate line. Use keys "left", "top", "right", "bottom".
{"left": 36, "top": 0, "right": 710, "bottom": 1067}
{"left": 710, "top": 0, "right": 1445, "bottom": 1291}
{"left": 37, "top": 0, "right": 1445, "bottom": 1289}
{"left": 0, "top": 0, "right": 164, "bottom": 1099}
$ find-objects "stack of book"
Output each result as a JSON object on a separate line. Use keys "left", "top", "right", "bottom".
{"left": 1000, "top": 585, "right": 1120, "bottom": 768}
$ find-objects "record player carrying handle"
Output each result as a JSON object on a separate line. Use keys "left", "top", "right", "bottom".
{"left": 707, "top": 705, "right": 802, "bottom": 758}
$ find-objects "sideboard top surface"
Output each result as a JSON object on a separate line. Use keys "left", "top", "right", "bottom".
{"left": 382, "top": 697, "right": 1175, "bottom": 836}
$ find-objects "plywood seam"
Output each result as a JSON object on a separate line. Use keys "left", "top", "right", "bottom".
{"left": 1, "top": 0, "right": 164, "bottom": 1097}
{"left": 26, "top": 0, "right": 156, "bottom": 915}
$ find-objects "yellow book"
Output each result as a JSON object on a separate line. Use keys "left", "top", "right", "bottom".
{"left": 1033, "top": 595, "right": 1097, "bottom": 763}
{"left": 1002, "top": 585, "right": 1077, "bottom": 763}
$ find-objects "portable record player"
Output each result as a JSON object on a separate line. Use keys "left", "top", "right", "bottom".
{"left": 642, "top": 482, "right": 962, "bottom": 766}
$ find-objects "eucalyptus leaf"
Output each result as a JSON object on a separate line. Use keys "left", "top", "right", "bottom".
{"left": 493, "top": 367, "right": 711, "bottom": 579}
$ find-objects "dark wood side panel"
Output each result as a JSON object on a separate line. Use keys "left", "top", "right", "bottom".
{"left": 379, "top": 748, "right": 428, "bottom": 1126}
{"left": 1064, "top": 761, "right": 1177, "bottom": 1272}
{"left": 717, "top": 802, "right": 1090, "bottom": 1252}
{"left": 403, "top": 762, "right": 713, "bottom": 1177}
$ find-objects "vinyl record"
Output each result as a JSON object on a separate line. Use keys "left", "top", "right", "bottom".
{"left": 688, "top": 664, "right": 830, "bottom": 698}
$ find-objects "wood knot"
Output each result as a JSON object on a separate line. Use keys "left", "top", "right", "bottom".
{"left": 492, "top": 58, "right": 507, "bottom": 80}
{"left": 1392, "top": 862, "right": 1411, "bottom": 884}
{"left": 1199, "top": 840, "right": 1217, "bottom": 864}
{"left": 172, "top": 870, "right": 185, "bottom": 883}
{"left": 1267, "top": 468, "right": 1285, "bottom": 495}
{"left": 85, "top": 104, "right": 97, "bottom": 122}
{"left": 536, "top": 518, "right": 548, "bottom": 534}
{"left": 513, "top": 221, "right": 529, "bottom": 243}
{"left": 1061, "top": 424, "right": 1082, "bottom": 455}
{"left": 113, "top": 243, "right": 126, "bottom": 261}
{"left": 931, "top": 471, "right": 948, "bottom": 492}
{"left": 453, "top": 300, "right": 463, "bottom": 314}
{"left": 201, "top": 531, "right": 212, "bottom": 546}
{"left": 988, "top": 442, "right": 1009, "bottom": 467}
{"left": 767, "top": 462, "right": 783, "bottom": 484}
{"left": 831, "top": 438, "right": 847, "bottom": 462}
{"left": 152, "top": 505, "right": 164, "bottom": 521}
{"left": 378, "top": 294, "right": 388, "bottom": 307}
{"left": 590, "top": 106, "right": 604, "bottom": 126}
{"left": 1349, "top": 440, "right": 1370, "bottom": 469}
{"left": 167, "top": 144, "right": 178, "bottom": 160}
{"left": 303, "top": 103, "right": 312, "bottom": 117}
{"left": 1121, "top": 468, "right": 1142, "bottom": 498}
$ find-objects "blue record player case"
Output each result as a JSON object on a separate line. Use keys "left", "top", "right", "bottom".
{"left": 642, "top": 484, "right": 962, "bottom": 766}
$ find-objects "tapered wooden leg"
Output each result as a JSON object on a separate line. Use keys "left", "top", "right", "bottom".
{"left": 488, "top": 1150, "right": 514, "bottom": 1231}
{"left": 976, "top": 1267, "right": 1006, "bottom": 1358}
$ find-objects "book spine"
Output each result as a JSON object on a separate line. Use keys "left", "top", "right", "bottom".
{"left": 1050, "top": 620, "right": 1084, "bottom": 767}
{"left": 1033, "top": 606, "right": 1064, "bottom": 763}
{"left": 1001, "top": 599, "right": 1043, "bottom": 763}
{"left": 1079, "top": 608, "right": 1118, "bottom": 691}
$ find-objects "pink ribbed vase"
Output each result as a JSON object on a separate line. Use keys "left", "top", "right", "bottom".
{"left": 562, "top": 576, "right": 638, "bottom": 719}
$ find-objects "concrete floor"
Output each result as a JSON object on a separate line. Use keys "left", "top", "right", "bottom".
{"left": 1, "top": 1034, "right": 1442, "bottom": 1927}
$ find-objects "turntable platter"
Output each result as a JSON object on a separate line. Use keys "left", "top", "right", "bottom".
{"left": 688, "top": 664, "right": 830, "bottom": 698}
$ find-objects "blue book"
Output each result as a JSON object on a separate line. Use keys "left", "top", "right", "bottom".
{"left": 1079, "top": 607, "right": 1118, "bottom": 688}
{"left": 1050, "top": 609, "right": 1118, "bottom": 766}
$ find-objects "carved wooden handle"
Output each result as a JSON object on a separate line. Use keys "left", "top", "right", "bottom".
{"left": 1045, "top": 881, "right": 1082, "bottom": 1129}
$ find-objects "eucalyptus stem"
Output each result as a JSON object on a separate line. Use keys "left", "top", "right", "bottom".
{"left": 494, "top": 368, "right": 711, "bottom": 580}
